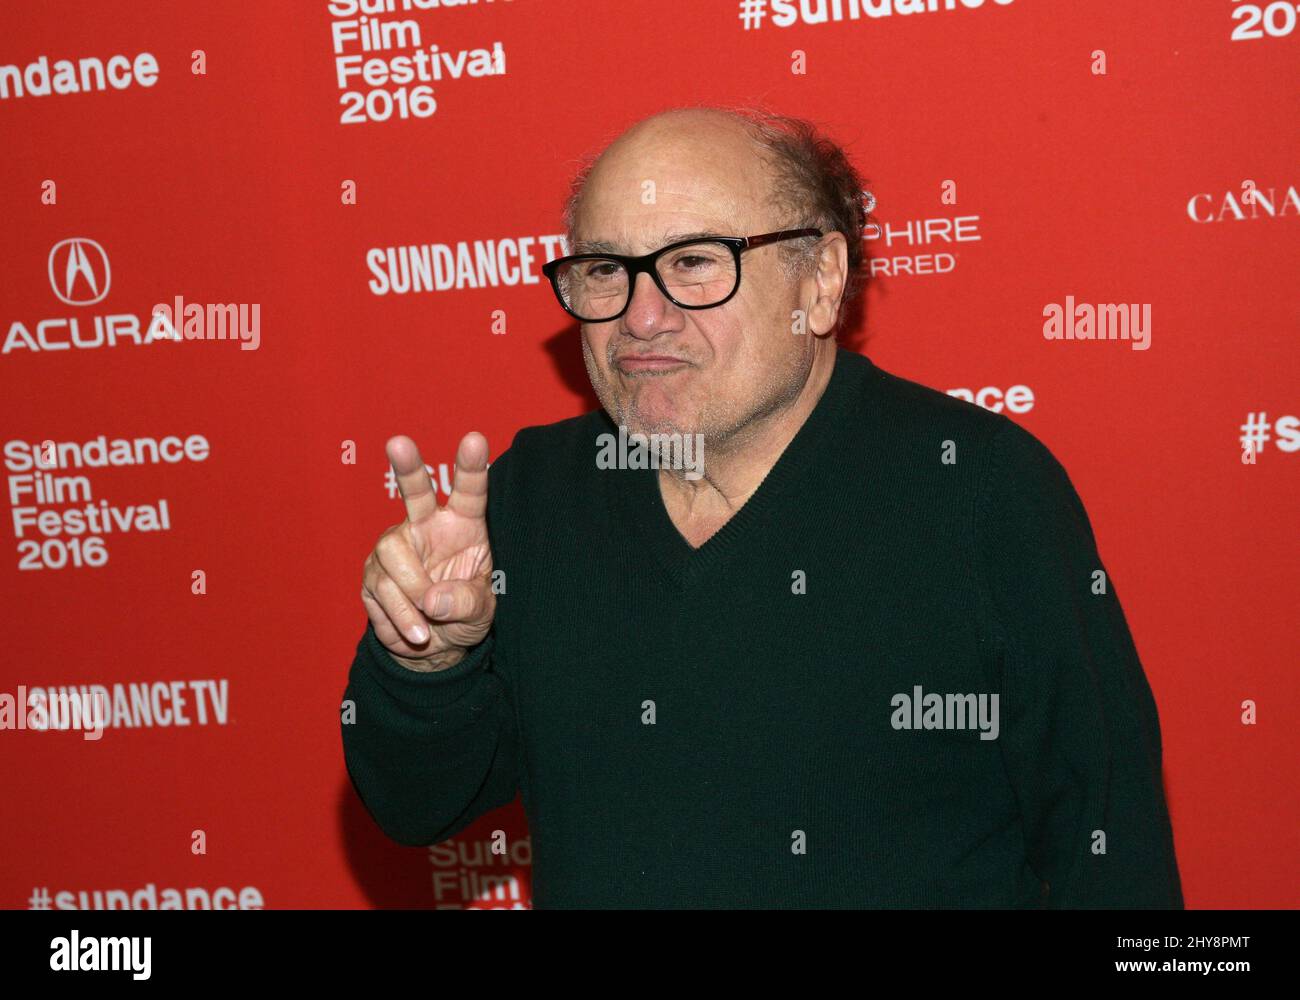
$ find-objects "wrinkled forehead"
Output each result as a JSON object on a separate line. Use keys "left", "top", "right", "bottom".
{"left": 572, "top": 142, "right": 778, "bottom": 255}
{"left": 569, "top": 222, "right": 741, "bottom": 256}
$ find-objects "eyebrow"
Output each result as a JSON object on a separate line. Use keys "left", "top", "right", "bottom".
{"left": 570, "top": 229, "right": 730, "bottom": 255}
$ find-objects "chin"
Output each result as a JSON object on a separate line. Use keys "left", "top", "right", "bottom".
{"left": 618, "top": 403, "right": 689, "bottom": 438}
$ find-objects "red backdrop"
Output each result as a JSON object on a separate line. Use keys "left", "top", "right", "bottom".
{"left": 1, "top": 0, "right": 1296, "bottom": 910}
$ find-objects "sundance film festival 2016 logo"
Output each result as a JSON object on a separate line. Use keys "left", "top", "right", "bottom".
{"left": 326, "top": 1, "right": 509, "bottom": 126}
{"left": 3, "top": 240, "right": 260, "bottom": 354}
{"left": 6, "top": 432, "right": 208, "bottom": 570}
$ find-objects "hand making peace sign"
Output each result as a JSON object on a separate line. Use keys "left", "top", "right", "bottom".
{"left": 361, "top": 432, "right": 496, "bottom": 671}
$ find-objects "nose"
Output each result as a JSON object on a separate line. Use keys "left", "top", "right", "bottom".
{"left": 620, "top": 271, "right": 681, "bottom": 339}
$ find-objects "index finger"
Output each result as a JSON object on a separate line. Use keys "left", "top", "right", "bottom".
{"left": 445, "top": 431, "right": 490, "bottom": 520}
{"left": 385, "top": 435, "right": 438, "bottom": 524}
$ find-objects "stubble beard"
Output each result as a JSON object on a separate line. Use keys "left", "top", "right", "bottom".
{"left": 583, "top": 335, "right": 709, "bottom": 441}
{"left": 582, "top": 336, "right": 812, "bottom": 461}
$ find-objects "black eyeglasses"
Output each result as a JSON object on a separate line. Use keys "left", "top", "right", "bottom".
{"left": 541, "top": 228, "right": 823, "bottom": 323}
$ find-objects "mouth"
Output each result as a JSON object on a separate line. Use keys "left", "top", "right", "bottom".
{"left": 614, "top": 354, "right": 691, "bottom": 375}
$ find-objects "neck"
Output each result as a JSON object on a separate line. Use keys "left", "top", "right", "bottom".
{"left": 657, "top": 343, "right": 838, "bottom": 545}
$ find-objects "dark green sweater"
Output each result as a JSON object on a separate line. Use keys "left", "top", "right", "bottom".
{"left": 342, "top": 348, "right": 1183, "bottom": 909}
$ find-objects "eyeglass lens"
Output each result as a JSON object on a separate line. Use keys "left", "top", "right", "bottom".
{"left": 554, "top": 240, "right": 738, "bottom": 320}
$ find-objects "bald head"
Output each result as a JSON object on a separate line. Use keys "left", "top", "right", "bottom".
{"left": 568, "top": 109, "right": 785, "bottom": 256}
{"left": 563, "top": 105, "right": 868, "bottom": 310}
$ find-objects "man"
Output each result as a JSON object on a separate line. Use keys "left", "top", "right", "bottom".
{"left": 342, "top": 106, "right": 1183, "bottom": 909}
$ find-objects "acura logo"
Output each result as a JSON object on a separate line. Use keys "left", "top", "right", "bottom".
{"left": 48, "top": 238, "right": 111, "bottom": 306}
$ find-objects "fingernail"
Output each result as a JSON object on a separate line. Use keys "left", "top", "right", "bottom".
{"left": 409, "top": 622, "right": 429, "bottom": 643}
{"left": 432, "top": 594, "right": 452, "bottom": 618}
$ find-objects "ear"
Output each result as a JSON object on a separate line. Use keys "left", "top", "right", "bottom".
{"left": 805, "top": 232, "right": 848, "bottom": 337}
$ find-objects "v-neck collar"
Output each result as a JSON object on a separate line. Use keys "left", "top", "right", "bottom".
{"left": 605, "top": 347, "right": 861, "bottom": 589}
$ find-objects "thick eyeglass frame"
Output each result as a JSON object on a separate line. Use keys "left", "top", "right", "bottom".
{"left": 541, "top": 228, "right": 824, "bottom": 322}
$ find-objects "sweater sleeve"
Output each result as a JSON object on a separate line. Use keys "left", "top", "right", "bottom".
{"left": 974, "top": 418, "right": 1183, "bottom": 909}
{"left": 340, "top": 448, "right": 521, "bottom": 848}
